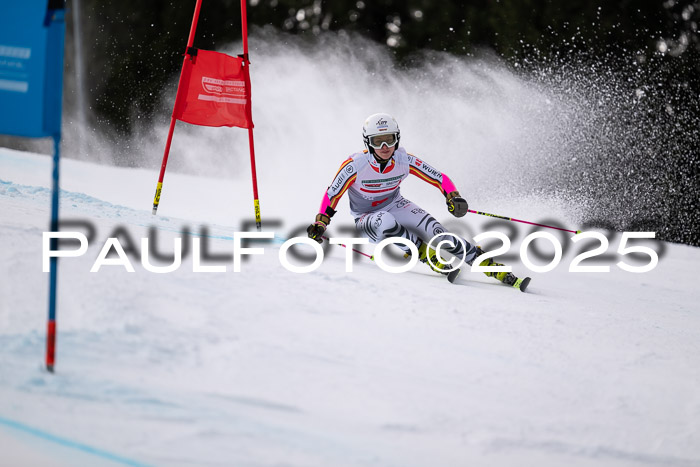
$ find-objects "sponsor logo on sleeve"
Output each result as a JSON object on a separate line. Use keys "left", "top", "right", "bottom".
{"left": 424, "top": 165, "right": 441, "bottom": 179}
{"left": 331, "top": 173, "right": 348, "bottom": 192}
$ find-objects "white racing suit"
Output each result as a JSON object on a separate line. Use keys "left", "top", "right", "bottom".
{"left": 318, "top": 147, "right": 478, "bottom": 263}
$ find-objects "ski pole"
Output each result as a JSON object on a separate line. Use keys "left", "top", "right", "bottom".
{"left": 322, "top": 235, "right": 374, "bottom": 260}
{"left": 468, "top": 209, "right": 582, "bottom": 234}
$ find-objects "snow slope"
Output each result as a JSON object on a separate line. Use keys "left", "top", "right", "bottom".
{"left": 1, "top": 147, "right": 699, "bottom": 467}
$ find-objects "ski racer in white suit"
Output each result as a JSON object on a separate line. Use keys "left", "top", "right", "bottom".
{"left": 307, "top": 112, "right": 518, "bottom": 284}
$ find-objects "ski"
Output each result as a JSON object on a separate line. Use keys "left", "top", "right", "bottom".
{"left": 513, "top": 276, "right": 531, "bottom": 292}
{"left": 447, "top": 268, "right": 531, "bottom": 293}
{"left": 447, "top": 268, "right": 461, "bottom": 284}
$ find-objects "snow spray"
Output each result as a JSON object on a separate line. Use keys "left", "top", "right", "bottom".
{"left": 70, "top": 30, "right": 698, "bottom": 245}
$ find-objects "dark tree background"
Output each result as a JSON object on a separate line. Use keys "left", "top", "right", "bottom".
{"left": 78, "top": 0, "right": 699, "bottom": 133}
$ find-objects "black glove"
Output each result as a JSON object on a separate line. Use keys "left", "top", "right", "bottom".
{"left": 446, "top": 191, "right": 469, "bottom": 218}
{"left": 306, "top": 216, "right": 328, "bottom": 243}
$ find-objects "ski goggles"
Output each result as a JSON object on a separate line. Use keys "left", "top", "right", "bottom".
{"left": 367, "top": 133, "right": 398, "bottom": 149}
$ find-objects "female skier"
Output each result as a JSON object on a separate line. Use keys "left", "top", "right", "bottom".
{"left": 307, "top": 112, "right": 528, "bottom": 289}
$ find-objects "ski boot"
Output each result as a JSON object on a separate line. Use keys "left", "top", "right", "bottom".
{"left": 474, "top": 246, "right": 531, "bottom": 291}
{"left": 405, "top": 240, "right": 453, "bottom": 275}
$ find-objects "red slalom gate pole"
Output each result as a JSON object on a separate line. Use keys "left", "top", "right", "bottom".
{"left": 468, "top": 209, "right": 582, "bottom": 234}
{"left": 151, "top": 0, "right": 203, "bottom": 215}
{"left": 240, "top": 0, "right": 262, "bottom": 231}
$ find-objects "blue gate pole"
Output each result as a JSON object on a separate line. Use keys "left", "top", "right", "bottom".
{"left": 46, "top": 134, "right": 61, "bottom": 372}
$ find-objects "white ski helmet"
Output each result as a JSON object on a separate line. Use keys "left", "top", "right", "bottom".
{"left": 362, "top": 113, "right": 400, "bottom": 153}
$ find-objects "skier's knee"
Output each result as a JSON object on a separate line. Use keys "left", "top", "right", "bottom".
{"left": 433, "top": 233, "right": 476, "bottom": 263}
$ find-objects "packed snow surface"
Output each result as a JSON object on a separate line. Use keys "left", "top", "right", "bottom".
{"left": 1, "top": 147, "right": 699, "bottom": 466}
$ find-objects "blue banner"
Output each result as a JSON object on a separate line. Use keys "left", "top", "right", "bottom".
{"left": 0, "top": 1, "right": 65, "bottom": 138}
